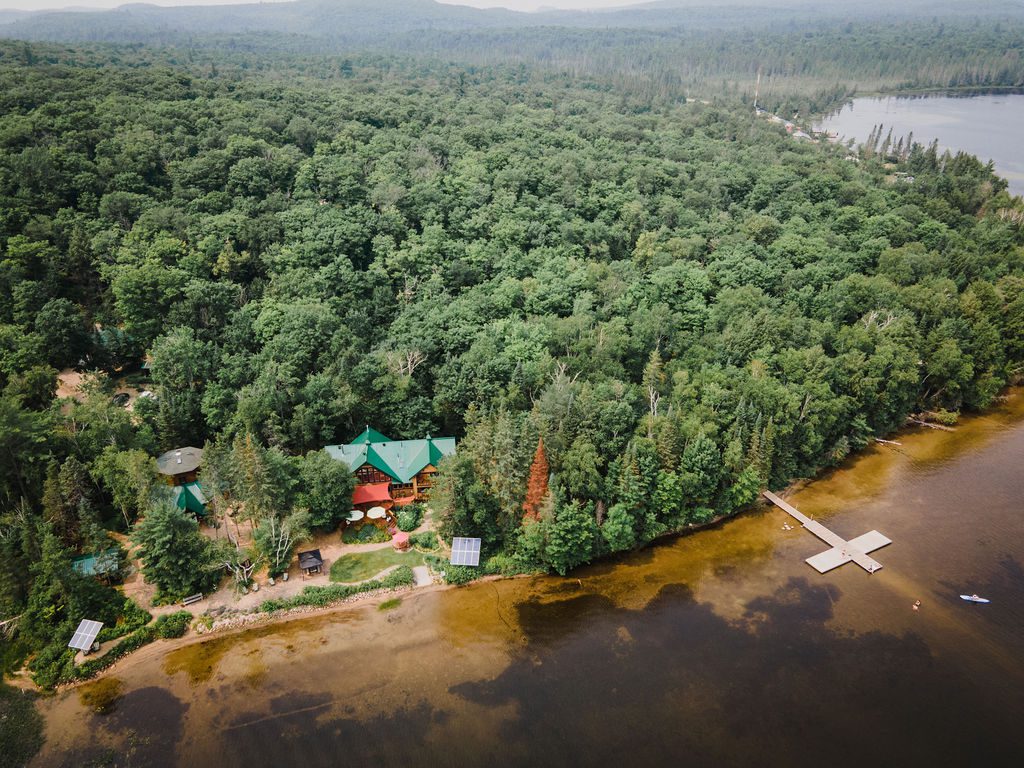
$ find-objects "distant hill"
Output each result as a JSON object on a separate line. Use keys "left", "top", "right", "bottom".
{"left": 1, "top": 0, "right": 1022, "bottom": 45}
{"left": 0, "top": 10, "right": 32, "bottom": 26}
{"left": 0, "top": 0, "right": 528, "bottom": 42}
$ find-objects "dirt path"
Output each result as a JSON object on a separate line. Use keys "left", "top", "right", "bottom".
{"left": 142, "top": 526, "right": 422, "bottom": 617}
{"left": 55, "top": 369, "right": 86, "bottom": 400}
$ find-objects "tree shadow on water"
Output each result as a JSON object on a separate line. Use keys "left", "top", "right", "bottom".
{"left": 50, "top": 576, "right": 1024, "bottom": 768}
{"left": 54, "top": 686, "right": 187, "bottom": 768}
{"left": 451, "top": 576, "right": 1024, "bottom": 768}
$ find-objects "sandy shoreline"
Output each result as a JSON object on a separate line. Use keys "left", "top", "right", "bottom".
{"left": 19, "top": 573, "right": 521, "bottom": 695}
{"left": 2, "top": 492, "right": 842, "bottom": 696}
{"left": 16, "top": 389, "right": 1022, "bottom": 695}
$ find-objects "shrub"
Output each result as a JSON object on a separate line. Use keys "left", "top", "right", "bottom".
{"left": 409, "top": 530, "right": 437, "bottom": 550}
{"left": 441, "top": 565, "right": 480, "bottom": 585}
{"left": 381, "top": 565, "right": 414, "bottom": 588}
{"left": 97, "top": 599, "right": 151, "bottom": 643}
{"left": 31, "top": 609, "right": 188, "bottom": 688}
{"left": 28, "top": 644, "right": 76, "bottom": 690}
{"left": 426, "top": 555, "right": 479, "bottom": 585}
{"left": 153, "top": 610, "right": 192, "bottom": 639}
{"left": 258, "top": 566, "right": 415, "bottom": 613}
{"left": 484, "top": 553, "right": 535, "bottom": 576}
{"left": 928, "top": 408, "right": 959, "bottom": 425}
{"left": 378, "top": 598, "right": 402, "bottom": 611}
{"left": 342, "top": 524, "right": 390, "bottom": 544}
{"left": 689, "top": 506, "right": 717, "bottom": 524}
{"left": 396, "top": 503, "right": 424, "bottom": 532}
{"left": 28, "top": 597, "right": 151, "bottom": 688}
{"left": 0, "top": 636, "right": 30, "bottom": 677}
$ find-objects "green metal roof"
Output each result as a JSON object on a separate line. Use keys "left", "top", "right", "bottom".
{"left": 172, "top": 481, "right": 208, "bottom": 515}
{"left": 72, "top": 548, "right": 120, "bottom": 577}
{"left": 325, "top": 430, "right": 456, "bottom": 483}
{"left": 350, "top": 426, "right": 392, "bottom": 445}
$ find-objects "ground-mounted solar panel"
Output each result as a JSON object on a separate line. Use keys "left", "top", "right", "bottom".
{"left": 450, "top": 536, "right": 481, "bottom": 567}
{"left": 68, "top": 619, "right": 104, "bottom": 652}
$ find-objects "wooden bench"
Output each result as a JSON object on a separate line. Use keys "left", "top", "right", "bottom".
{"left": 182, "top": 593, "right": 203, "bottom": 606}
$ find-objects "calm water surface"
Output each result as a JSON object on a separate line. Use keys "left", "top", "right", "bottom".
{"left": 816, "top": 94, "right": 1024, "bottom": 197}
{"left": 33, "top": 393, "right": 1024, "bottom": 767}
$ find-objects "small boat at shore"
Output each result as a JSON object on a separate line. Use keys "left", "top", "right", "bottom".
{"left": 960, "top": 594, "right": 990, "bottom": 604}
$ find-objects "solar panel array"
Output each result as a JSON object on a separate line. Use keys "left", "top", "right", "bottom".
{"left": 68, "top": 619, "right": 104, "bottom": 652}
{"left": 450, "top": 537, "right": 482, "bottom": 567}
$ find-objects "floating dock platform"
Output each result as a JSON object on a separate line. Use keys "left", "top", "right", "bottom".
{"left": 763, "top": 491, "right": 891, "bottom": 574}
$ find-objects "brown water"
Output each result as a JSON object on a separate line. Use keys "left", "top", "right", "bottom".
{"left": 33, "top": 394, "right": 1024, "bottom": 768}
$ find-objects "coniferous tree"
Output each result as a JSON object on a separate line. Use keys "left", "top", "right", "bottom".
{"left": 296, "top": 450, "right": 355, "bottom": 530}
{"left": 522, "top": 437, "right": 549, "bottom": 523}
{"left": 230, "top": 433, "right": 275, "bottom": 523}
{"left": 544, "top": 496, "right": 598, "bottom": 576}
{"left": 132, "top": 498, "right": 217, "bottom": 599}
{"left": 21, "top": 522, "right": 120, "bottom": 648}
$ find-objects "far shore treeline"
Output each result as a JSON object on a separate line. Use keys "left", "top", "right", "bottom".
{"left": 0, "top": 29, "right": 1023, "bottom": 695}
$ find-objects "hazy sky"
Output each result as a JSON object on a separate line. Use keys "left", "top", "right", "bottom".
{"left": 0, "top": 0, "right": 656, "bottom": 12}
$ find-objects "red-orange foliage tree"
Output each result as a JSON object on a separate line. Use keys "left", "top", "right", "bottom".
{"left": 522, "top": 436, "right": 549, "bottom": 522}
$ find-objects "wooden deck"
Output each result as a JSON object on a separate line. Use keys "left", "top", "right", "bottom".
{"left": 763, "top": 491, "right": 891, "bottom": 574}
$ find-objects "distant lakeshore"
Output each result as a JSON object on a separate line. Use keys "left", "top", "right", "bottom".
{"left": 816, "top": 91, "right": 1024, "bottom": 196}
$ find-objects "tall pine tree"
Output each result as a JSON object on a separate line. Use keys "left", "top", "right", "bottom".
{"left": 522, "top": 437, "right": 549, "bottom": 523}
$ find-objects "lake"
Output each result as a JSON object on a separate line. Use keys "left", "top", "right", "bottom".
{"left": 31, "top": 392, "right": 1024, "bottom": 767}
{"left": 816, "top": 93, "right": 1024, "bottom": 197}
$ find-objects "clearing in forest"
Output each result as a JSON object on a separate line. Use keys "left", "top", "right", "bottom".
{"left": 329, "top": 549, "right": 426, "bottom": 583}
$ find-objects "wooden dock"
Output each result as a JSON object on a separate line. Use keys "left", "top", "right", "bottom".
{"left": 763, "top": 491, "right": 891, "bottom": 574}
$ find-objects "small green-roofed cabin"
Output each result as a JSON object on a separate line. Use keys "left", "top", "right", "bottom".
{"left": 71, "top": 548, "right": 121, "bottom": 580}
{"left": 172, "top": 481, "right": 208, "bottom": 516}
{"left": 325, "top": 428, "right": 455, "bottom": 503}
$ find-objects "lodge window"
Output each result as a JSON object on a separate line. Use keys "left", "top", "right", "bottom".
{"left": 356, "top": 465, "right": 390, "bottom": 484}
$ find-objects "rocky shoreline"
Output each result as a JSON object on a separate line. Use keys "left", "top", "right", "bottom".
{"left": 193, "top": 583, "right": 419, "bottom": 635}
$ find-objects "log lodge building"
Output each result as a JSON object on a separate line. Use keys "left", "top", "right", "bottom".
{"left": 325, "top": 427, "right": 456, "bottom": 510}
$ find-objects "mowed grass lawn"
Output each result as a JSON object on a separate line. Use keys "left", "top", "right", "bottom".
{"left": 329, "top": 548, "right": 425, "bottom": 583}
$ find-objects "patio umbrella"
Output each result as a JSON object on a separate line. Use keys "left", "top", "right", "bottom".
{"left": 367, "top": 506, "right": 387, "bottom": 519}
{"left": 347, "top": 509, "right": 364, "bottom": 522}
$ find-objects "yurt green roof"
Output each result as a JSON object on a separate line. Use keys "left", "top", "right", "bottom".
{"left": 172, "top": 481, "right": 208, "bottom": 515}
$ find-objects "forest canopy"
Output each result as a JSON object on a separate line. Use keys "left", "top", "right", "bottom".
{"left": 0, "top": 35, "right": 1023, "bottom": 680}
{"left": 2, "top": 0, "right": 1024, "bottom": 113}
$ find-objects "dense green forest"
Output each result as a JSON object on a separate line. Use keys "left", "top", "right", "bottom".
{"left": 1, "top": 30, "right": 1023, "bottom": 702}
{"left": 3, "top": 0, "right": 1024, "bottom": 113}
{"left": 395, "top": 21, "right": 1024, "bottom": 111}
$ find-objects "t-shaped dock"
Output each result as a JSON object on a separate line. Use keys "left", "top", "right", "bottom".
{"left": 763, "top": 491, "right": 891, "bottom": 574}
